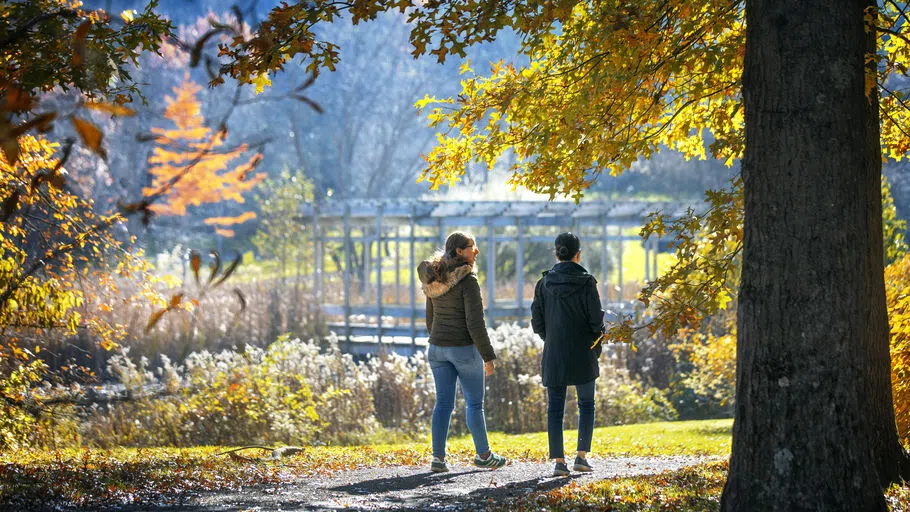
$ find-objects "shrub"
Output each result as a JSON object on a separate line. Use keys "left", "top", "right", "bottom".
{"left": 366, "top": 350, "right": 435, "bottom": 436}
{"left": 82, "top": 335, "right": 379, "bottom": 447}
{"left": 485, "top": 323, "right": 677, "bottom": 433}
{"left": 58, "top": 325, "right": 678, "bottom": 448}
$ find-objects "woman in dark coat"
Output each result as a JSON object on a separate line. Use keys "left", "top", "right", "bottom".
{"left": 417, "top": 231, "right": 507, "bottom": 473}
{"left": 531, "top": 232, "right": 604, "bottom": 477}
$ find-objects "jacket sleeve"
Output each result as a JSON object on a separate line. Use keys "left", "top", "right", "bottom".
{"left": 531, "top": 278, "right": 546, "bottom": 340}
{"left": 425, "top": 297, "right": 434, "bottom": 334}
{"left": 463, "top": 274, "right": 496, "bottom": 361}
{"left": 587, "top": 279, "right": 605, "bottom": 356}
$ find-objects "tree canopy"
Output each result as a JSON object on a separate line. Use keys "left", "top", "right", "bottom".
{"left": 214, "top": 1, "right": 910, "bottom": 196}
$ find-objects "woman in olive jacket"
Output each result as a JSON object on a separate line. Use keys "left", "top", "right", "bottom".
{"left": 417, "top": 231, "right": 506, "bottom": 473}
{"left": 531, "top": 232, "right": 605, "bottom": 477}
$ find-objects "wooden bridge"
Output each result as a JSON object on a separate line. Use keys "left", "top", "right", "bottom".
{"left": 299, "top": 198, "right": 691, "bottom": 355}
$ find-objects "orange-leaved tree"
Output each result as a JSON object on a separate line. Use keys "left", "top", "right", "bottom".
{"left": 888, "top": 253, "right": 910, "bottom": 444}
{"left": 143, "top": 77, "right": 264, "bottom": 237}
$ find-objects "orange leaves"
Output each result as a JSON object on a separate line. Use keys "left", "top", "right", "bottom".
{"left": 190, "top": 251, "right": 202, "bottom": 285}
{"left": 143, "top": 77, "right": 263, "bottom": 231}
{"left": 887, "top": 253, "right": 910, "bottom": 443}
{"left": 145, "top": 292, "right": 187, "bottom": 332}
{"left": 71, "top": 20, "right": 92, "bottom": 69}
{"left": 144, "top": 309, "right": 168, "bottom": 332}
{"left": 84, "top": 102, "right": 137, "bottom": 117}
{"left": 71, "top": 117, "right": 106, "bottom": 159}
{"left": 3, "top": 84, "right": 35, "bottom": 113}
{"left": 204, "top": 212, "right": 257, "bottom": 227}
{"left": 0, "top": 109, "right": 57, "bottom": 167}
{"left": 0, "top": 129, "right": 19, "bottom": 167}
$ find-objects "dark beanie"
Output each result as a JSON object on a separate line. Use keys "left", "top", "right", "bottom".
{"left": 555, "top": 232, "right": 580, "bottom": 261}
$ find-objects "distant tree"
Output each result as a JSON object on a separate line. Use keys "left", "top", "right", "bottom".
{"left": 251, "top": 168, "right": 313, "bottom": 277}
{"left": 251, "top": 168, "right": 314, "bottom": 337}
{"left": 143, "top": 77, "right": 265, "bottom": 237}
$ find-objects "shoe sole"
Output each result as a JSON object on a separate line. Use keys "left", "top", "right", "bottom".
{"left": 552, "top": 470, "right": 570, "bottom": 477}
{"left": 573, "top": 465, "right": 593, "bottom": 472}
{"left": 431, "top": 467, "right": 449, "bottom": 473}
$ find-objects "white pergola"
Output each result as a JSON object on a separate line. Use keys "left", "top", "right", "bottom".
{"left": 299, "top": 198, "right": 690, "bottom": 355}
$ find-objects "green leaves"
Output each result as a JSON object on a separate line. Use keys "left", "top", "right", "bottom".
{"left": 601, "top": 176, "right": 743, "bottom": 346}
{"left": 3, "top": 0, "right": 173, "bottom": 102}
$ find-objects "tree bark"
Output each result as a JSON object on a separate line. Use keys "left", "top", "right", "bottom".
{"left": 721, "top": 0, "right": 905, "bottom": 509}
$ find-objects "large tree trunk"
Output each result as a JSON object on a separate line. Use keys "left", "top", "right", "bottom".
{"left": 721, "top": 0, "right": 905, "bottom": 509}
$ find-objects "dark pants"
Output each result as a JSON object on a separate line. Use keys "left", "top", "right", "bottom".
{"left": 547, "top": 380, "right": 596, "bottom": 459}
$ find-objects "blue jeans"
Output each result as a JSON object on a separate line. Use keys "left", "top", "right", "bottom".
{"left": 547, "top": 380, "right": 596, "bottom": 459}
{"left": 428, "top": 344, "right": 490, "bottom": 459}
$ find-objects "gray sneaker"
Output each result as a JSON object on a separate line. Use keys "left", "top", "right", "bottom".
{"left": 430, "top": 457, "right": 449, "bottom": 473}
{"left": 473, "top": 452, "right": 507, "bottom": 469}
{"left": 552, "top": 462, "right": 570, "bottom": 477}
{"left": 573, "top": 456, "right": 593, "bottom": 472}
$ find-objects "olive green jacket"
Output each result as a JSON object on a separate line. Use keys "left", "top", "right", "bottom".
{"left": 417, "top": 261, "right": 496, "bottom": 362}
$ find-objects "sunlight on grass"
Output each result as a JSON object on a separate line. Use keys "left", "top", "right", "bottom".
{"left": 455, "top": 418, "right": 730, "bottom": 460}
{"left": 366, "top": 418, "right": 732, "bottom": 465}
{"left": 489, "top": 461, "right": 728, "bottom": 512}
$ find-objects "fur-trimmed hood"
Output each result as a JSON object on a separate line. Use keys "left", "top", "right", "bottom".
{"left": 417, "top": 261, "right": 474, "bottom": 298}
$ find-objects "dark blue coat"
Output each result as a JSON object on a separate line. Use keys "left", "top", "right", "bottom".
{"left": 531, "top": 261, "right": 605, "bottom": 387}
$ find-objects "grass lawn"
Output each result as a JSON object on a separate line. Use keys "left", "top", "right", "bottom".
{"left": 3, "top": 418, "right": 908, "bottom": 510}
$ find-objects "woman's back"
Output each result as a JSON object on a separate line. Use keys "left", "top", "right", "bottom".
{"left": 532, "top": 261, "right": 604, "bottom": 387}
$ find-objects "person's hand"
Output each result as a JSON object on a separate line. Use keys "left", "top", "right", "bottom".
{"left": 484, "top": 361, "right": 495, "bottom": 376}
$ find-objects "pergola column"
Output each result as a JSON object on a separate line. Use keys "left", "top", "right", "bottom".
{"left": 516, "top": 218, "right": 525, "bottom": 322}
{"left": 601, "top": 221, "right": 609, "bottom": 302}
{"left": 644, "top": 236, "right": 651, "bottom": 282}
{"left": 394, "top": 225, "right": 400, "bottom": 305}
{"left": 313, "top": 204, "right": 322, "bottom": 328}
{"left": 486, "top": 220, "right": 495, "bottom": 328}
{"left": 617, "top": 226, "right": 624, "bottom": 301}
{"left": 651, "top": 235, "right": 659, "bottom": 279}
{"left": 362, "top": 226, "right": 370, "bottom": 296}
{"left": 376, "top": 204, "right": 384, "bottom": 344}
{"left": 409, "top": 205, "right": 416, "bottom": 345}
{"left": 343, "top": 204, "right": 351, "bottom": 343}
{"left": 438, "top": 218, "right": 445, "bottom": 247}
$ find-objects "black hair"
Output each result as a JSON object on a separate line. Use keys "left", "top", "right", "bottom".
{"left": 554, "top": 232, "right": 580, "bottom": 261}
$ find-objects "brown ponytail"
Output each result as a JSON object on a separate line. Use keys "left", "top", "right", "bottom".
{"left": 427, "top": 231, "right": 474, "bottom": 282}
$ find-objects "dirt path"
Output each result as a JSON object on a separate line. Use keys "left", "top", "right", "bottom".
{"left": 157, "top": 456, "right": 713, "bottom": 511}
